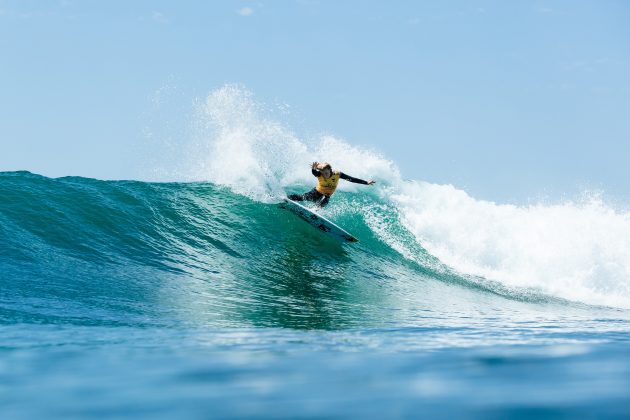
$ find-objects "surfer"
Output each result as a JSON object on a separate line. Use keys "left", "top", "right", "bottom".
{"left": 288, "top": 162, "right": 376, "bottom": 207}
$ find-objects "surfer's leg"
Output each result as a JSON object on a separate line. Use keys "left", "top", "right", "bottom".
{"left": 302, "top": 188, "right": 323, "bottom": 204}
{"left": 287, "top": 193, "right": 304, "bottom": 201}
{"left": 317, "top": 195, "right": 330, "bottom": 207}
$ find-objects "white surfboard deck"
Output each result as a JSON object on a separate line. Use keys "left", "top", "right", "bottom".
{"left": 280, "top": 198, "right": 359, "bottom": 243}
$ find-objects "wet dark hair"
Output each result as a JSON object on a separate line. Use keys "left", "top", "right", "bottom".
{"left": 320, "top": 163, "right": 332, "bottom": 171}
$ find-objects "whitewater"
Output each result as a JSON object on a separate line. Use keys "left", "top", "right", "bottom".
{"left": 1, "top": 86, "right": 629, "bottom": 418}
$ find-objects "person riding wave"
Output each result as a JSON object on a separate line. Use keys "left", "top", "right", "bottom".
{"left": 288, "top": 162, "right": 375, "bottom": 208}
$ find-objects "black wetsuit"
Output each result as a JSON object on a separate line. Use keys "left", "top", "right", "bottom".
{"left": 288, "top": 169, "right": 369, "bottom": 207}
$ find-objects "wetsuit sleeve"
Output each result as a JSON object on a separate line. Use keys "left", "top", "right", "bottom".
{"left": 340, "top": 172, "right": 369, "bottom": 185}
{"left": 312, "top": 169, "right": 321, "bottom": 177}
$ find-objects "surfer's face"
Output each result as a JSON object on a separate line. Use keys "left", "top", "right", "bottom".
{"left": 321, "top": 168, "right": 332, "bottom": 178}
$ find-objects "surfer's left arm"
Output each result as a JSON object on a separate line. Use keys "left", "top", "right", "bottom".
{"left": 340, "top": 172, "right": 376, "bottom": 186}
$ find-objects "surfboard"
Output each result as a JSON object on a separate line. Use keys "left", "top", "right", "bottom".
{"left": 280, "top": 198, "right": 359, "bottom": 243}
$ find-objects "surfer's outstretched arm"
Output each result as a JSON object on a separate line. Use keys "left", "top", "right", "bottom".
{"left": 340, "top": 172, "right": 376, "bottom": 185}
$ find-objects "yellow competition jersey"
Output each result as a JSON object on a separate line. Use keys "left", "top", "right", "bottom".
{"left": 316, "top": 171, "right": 341, "bottom": 196}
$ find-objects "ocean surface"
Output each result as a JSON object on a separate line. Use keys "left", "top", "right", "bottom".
{"left": 2, "top": 86, "right": 630, "bottom": 418}
{"left": 1, "top": 170, "right": 630, "bottom": 419}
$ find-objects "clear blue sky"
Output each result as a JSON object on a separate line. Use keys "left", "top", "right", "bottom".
{"left": 1, "top": 1, "right": 629, "bottom": 203}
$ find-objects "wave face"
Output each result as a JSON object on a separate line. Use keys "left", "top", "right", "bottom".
{"left": 0, "top": 170, "right": 468, "bottom": 329}
{"left": 1, "top": 168, "right": 629, "bottom": 332}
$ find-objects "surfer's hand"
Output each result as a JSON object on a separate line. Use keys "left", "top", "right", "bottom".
{"left": 367, "top": 180, "right": 376, "bottom": 185}
{"left": 311, "top": 162, "right": 319, "bottom": 169}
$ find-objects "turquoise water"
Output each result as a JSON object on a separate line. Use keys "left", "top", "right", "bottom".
{"left": 1, "top": 170, "right": 630, "bottom": 418}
